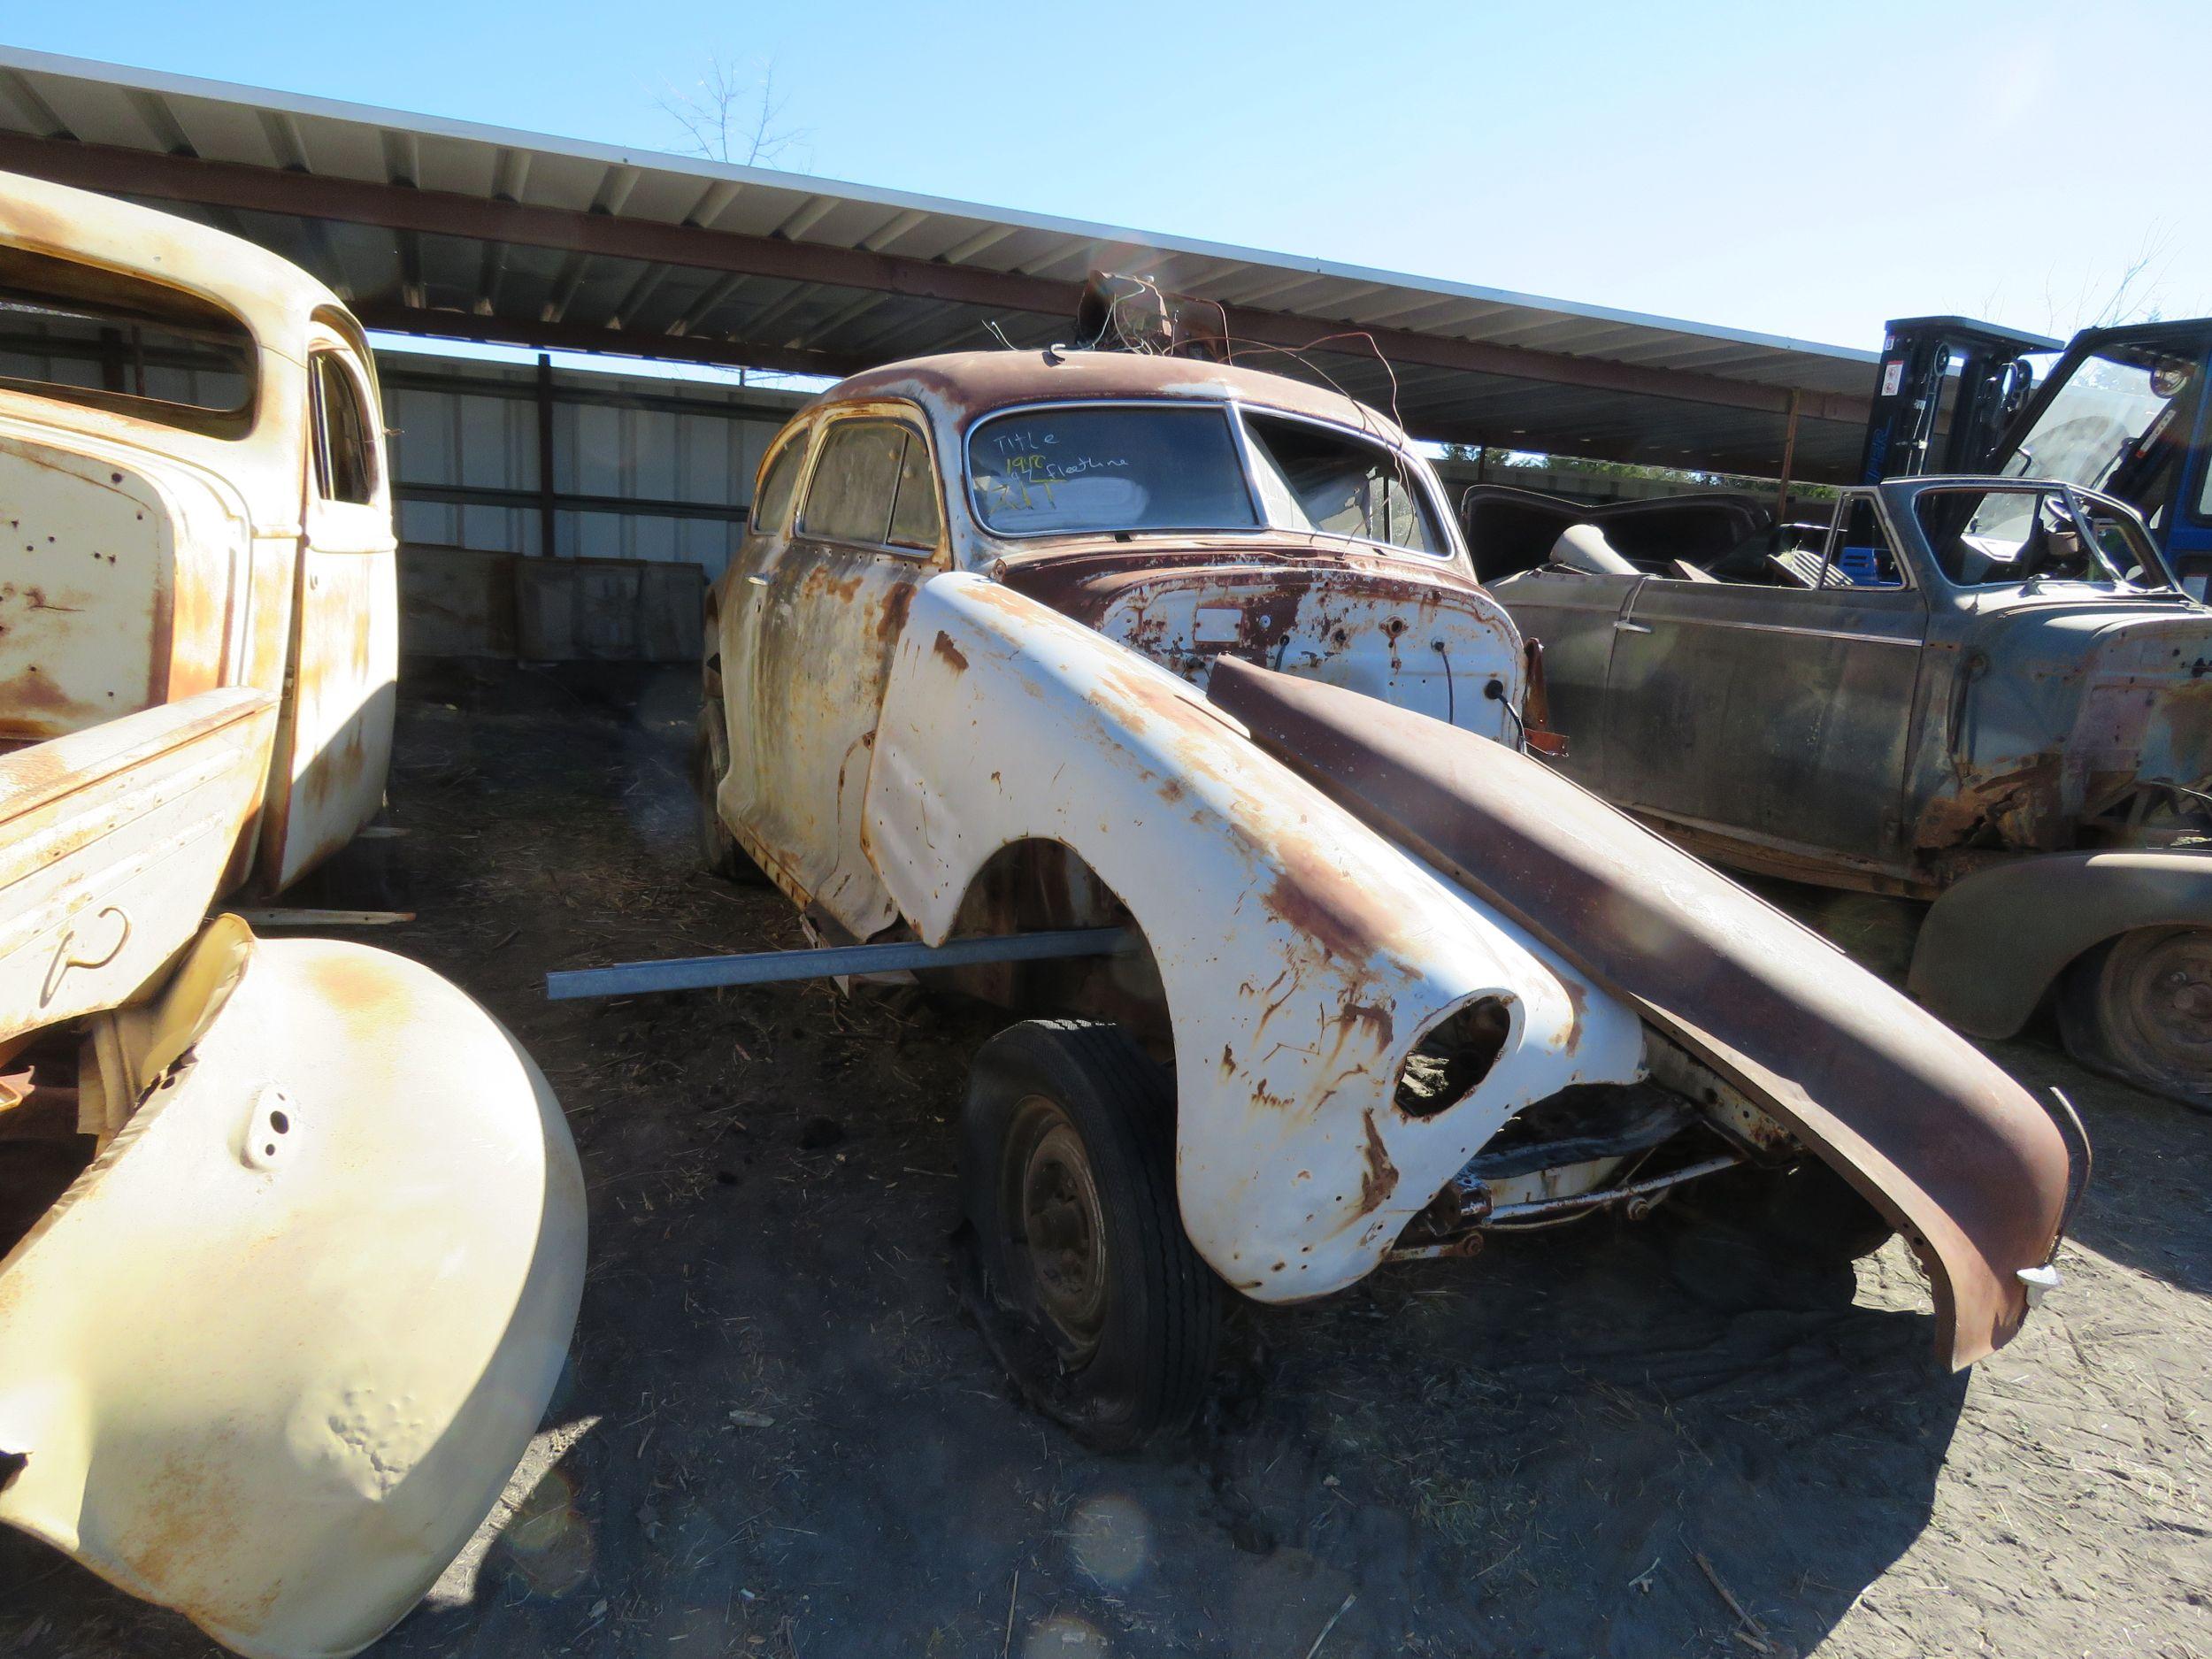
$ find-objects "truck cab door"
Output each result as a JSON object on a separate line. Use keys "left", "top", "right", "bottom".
{"left": 1483, "top": 566, "right": 1640, "bottom": 791}
{"left": 1601, "top": 494, "right": 1930, "bottom": 870}
{"left": 263, "top": 330, "right": 396, "bottom": 892}
{"left": 725, "top": 405, "right": 947, "bottom": 938}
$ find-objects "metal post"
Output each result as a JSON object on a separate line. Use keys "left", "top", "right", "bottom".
{"left": 534, "top": 352, "right": 557, "bottom": 560}
{"left": 1775, "top": 388, "right": 1801, "bottom": 524}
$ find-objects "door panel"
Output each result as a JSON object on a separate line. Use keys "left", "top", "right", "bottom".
{"left": 724, "top": 410, "right": 946, "bottom": 937}
{"left": 1485, "top": 568, "right": 1639, "bottom": 791}
{"left": 1603, "top": 578, "right": 1928, "bottom": 864}
{"left": 266, "top": 340, "right": 396, "bottom": 892}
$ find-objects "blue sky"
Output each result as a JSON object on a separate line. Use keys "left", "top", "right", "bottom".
{"left": 7, "top": 1, "right": 2204, "bottom": 351}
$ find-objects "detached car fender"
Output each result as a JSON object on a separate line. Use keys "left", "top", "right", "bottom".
{"left": 0, "top": 926, "right": 586, "bottom": 1659}
{"left": 861, "top": 573, "right": 1644, "bottom": 1302}
{"left": 1909, "top": 850, "right": 2212, "bottom": 1038}
{"left": 1209, "top": 657, "right": 2075, "bottom": 1369}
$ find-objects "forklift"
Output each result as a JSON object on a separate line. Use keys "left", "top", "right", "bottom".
{"left": 1863, "top": 314, "right": 2212, "bottom": 597}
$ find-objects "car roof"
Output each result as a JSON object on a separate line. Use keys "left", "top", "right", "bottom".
{"left": 817, "top": 349, "right": 1419, "bottom": 445}
{"left": 0, "top": 168, "right": 346, "bottom": 365}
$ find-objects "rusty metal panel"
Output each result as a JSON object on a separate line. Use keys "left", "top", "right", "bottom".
{"left": 1208, "top": 656, "right": 2074, "bottom": 1368}
{"left": 515, "top": 555, "right": 703, "bottom": 661}
{"left": 0, "top": 688, "right": 273, "bottom": 1041}
{"left": 396, "top": 544, "right": 517, "bottom": 658}
{"left": 1910, "top": 850, "right": 2212, "bottom": 1037}
{"left": 861, "top": 573, "right": 1647, "bottom": 1302}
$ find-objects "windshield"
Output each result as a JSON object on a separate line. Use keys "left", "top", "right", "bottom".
{"left": 969, "top": 405, "right": 1256, "bottom": 535}
{"left": 2001, "top": 342, "right": 2196, "bottom": 524}
{"left": 1915, "top": 485, "right": 2172, "bottom": 593}
{"left": 967, "top": 402, "right": 1445, "bottom": 554}
{"left": 1243, "top": 411, "right": 1440, "bottom": 554}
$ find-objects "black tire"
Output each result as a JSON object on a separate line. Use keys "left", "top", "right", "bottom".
{"left": 959, "top": 1019, "right": 1220, "bottom": 1451}
{"left": 2056, "top": 927, "right": 2212, "bottom": 1114}
{"left": 693, "top": 703, "right": 770, "bottom": 885}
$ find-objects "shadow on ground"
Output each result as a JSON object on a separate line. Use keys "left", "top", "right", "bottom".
{"left": 4, "top": 666, "right": 2202, "bottom": 1659}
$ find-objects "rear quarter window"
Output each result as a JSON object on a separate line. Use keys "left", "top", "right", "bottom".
{"left": 0, "top": 245, "right": 256, "bottom": 437}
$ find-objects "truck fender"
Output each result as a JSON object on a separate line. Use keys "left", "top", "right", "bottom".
{"left": 1909, "top": 850, "right": 2212, "bottom": 1038}
{"left": 861, "top": 573, "right": 1645, "bottom": 1303}
{"left": 0, "top": 925, "right": 586, "bottom": 1659}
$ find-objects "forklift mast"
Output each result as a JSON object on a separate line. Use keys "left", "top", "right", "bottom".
{"left": 1857, "top": 316, "right": 2062, "bottom": 484}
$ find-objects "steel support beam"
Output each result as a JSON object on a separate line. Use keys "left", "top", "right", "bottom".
{"left": 0, "top": 133, "right": 1869, "bottom": 426}
{"left": 351, "top": 301, "right": 874, "bottom": 381}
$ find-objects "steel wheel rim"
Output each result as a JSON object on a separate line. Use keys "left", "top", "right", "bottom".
{"left": 1011, "top": 1098, "right": 1110, "bottom": 1360}
{"left": 2104, "top": 927, "right": 2212, "bottom": 1091}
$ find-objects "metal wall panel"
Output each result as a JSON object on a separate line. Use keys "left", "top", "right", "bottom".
{"left": 380, "top": 350, "right": 804, "bottom": 581}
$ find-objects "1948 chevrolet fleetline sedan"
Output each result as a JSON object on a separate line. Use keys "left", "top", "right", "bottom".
{"left": 698, "top": 343, "right": 2084, "bottom": 1447}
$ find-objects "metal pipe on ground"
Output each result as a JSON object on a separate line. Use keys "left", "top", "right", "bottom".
{"left": 544, "top": 926, "right": 1133, "bottom": 1001}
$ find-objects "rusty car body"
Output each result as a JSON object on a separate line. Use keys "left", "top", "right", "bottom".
{"left": 697, "top": 341, "right": 2081, "bottom": 1446}
{"left": 0, "top": 172, "right": 586, "bottom": 1657}
{"left": 1484, "top": 475, "right": 2212, "bottom": 1109}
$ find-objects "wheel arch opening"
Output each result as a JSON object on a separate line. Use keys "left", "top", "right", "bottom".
{"left": 938, "top": 837, "right": 1174, "bottom": 1067}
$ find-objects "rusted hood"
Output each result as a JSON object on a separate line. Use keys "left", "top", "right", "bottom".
{"left": 1209, "top": 657, "right": 2077, "bottom": 1368}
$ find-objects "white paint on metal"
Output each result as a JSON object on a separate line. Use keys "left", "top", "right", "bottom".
{"left": 862, "top": 573, "right": 1644, "bottom": 1301}
{"left": 0, "top": 933, "right": 586, "bottom": 1659}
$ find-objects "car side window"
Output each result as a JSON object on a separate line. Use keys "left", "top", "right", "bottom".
{"left": 1819, "top": 497, "right": 1906, "bottom": 588}
{"left": 311, "top": 353, "right": 378, "bottom": 505}
{"left": 751, "top": 434, "right": 806, "bottom": 538}
{"left": 801, "top": 418, "right": 938, "bottom": 552}
{"left": 887, "top": 426, "right": 942, "bottom": 550}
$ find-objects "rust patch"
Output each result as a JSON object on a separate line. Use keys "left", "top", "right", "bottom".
{"left": 1335, "top": 1000, "right": 1394, "bottom": 1049}
{"left": 1357, "top": 1110, "right": 1400, "bottom": 1214}
{"left": 931, "top": 630, "right": 969, "bottom": 673}
{"left": 874, "top": 580, "right": 917, "bottom": 644}
{"left": 1558, "top": 976, "right": 1586, "bottom": 1048}
{"left": 1259, "top": 838, "right": 1404, "bottom": 970}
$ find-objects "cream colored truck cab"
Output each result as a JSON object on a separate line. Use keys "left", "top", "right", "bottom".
{"left": 0, "top": 172, "right": 586, "bottom": 1657}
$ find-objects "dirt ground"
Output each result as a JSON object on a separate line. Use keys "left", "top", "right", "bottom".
{"left": 5, "top": 665, "right": 2208, "bottom": 1659}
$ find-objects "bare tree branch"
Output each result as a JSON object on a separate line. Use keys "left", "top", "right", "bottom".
{"left": 2043, "top": 224, "right": 2178, "bottom": 334}
{"left": 657, "top": 55, "right": 810, "bottom": 170}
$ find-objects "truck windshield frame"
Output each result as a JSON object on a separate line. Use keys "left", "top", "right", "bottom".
{"left": 1912, "top": 480, "right": 2180, "bottom": 594}
{"left": 2000, "top": 342, "right": 2196, "bottom": 506}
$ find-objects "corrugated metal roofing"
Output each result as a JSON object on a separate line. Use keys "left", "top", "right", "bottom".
{"left": 0, "top": 47, "right": 1878, "bottom": 480}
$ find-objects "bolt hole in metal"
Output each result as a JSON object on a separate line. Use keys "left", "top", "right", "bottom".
{"left": 244, "top": 1084, "right": 296, "bottom": 1171}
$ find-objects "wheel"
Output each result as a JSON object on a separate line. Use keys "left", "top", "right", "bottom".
{"left": 959, "top": 1019, "right": 1220, "bottom": 1450}
{"left": 1673, "top": 1157, "right": 1893, "bottom": 1263}
{"left": 692, "top": 703, "right": 769, "bottom": 885}
{"left": 2057, "top": 926, "right": 2212, "bottom": 1112}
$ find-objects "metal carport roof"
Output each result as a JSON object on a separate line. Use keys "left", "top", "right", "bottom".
{"left": 0, "top": 47, "right": 1878, "bottom": 480}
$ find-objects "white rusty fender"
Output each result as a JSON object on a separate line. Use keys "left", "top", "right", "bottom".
{"left": 861, "top": 572, "right": 1643, "bottom": 1300}
{"left": 0, "top": 687, "right": 274, "bottom": 1053}
{"left": 0, "top": 923, "right": 587, "bottom": 1659}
